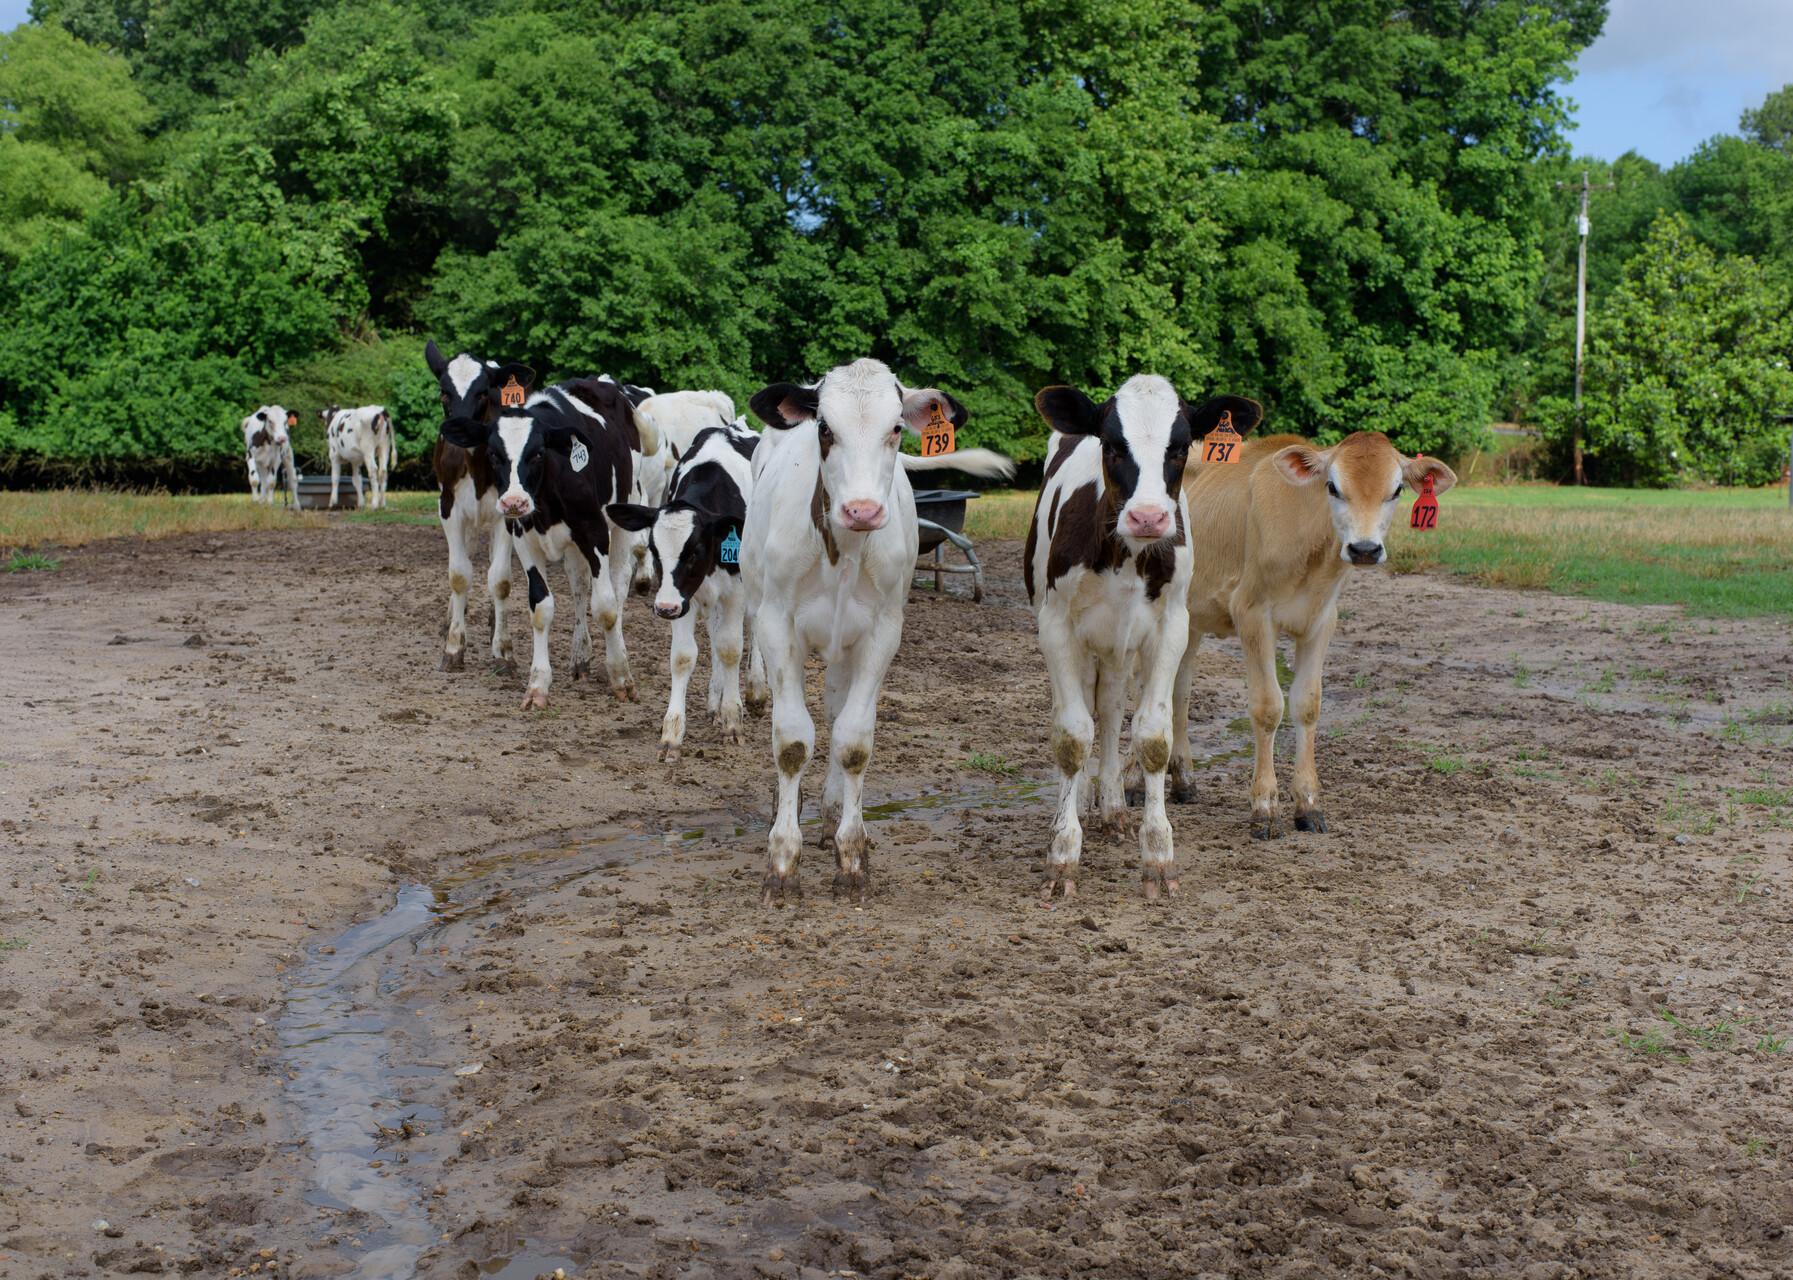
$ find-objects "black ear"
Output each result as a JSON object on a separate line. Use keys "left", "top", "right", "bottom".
{"left": 1186, "top": 395, "right": 1263, "bottom": 439}
{"left": 606, "top": 503, "right": 659, "bottom": 532}
{"left": 425, "top": 339, "right": 448, "bottom": 378}
{"left": 1034, "top": 385, "right": 1103, "bottom": 436}
{"left": 253, "top": 410, "right": 268, "bottom": 423}
{"left": 439, "top": 416, "right": 486, "bottom": 450}
{"left": 540, "top": 422, "right": 575, "bottom": 452}
{"left": 750, "top": 382, "right": 820, "bottom": 429}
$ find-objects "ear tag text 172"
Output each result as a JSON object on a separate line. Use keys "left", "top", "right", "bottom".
{"left": 920, "top": 402, "right": 956, "bottom": 457}
{"left": 500, "top": 376, "right": 525, "bottom": 408}
{"left": 1202, "top": 410, "right": 1242, "bottom": 464}
{"left": 719, "top": 527, "right": 741, "bottom": 565}
{"left": 1409, "top": 470, "right": 1438, "bottom": 531}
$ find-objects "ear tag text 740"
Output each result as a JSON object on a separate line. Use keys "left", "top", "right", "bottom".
{"left": 1201, "top": 410, "right": 1242, "bottom": 464}
{"left": 719, "top": 527, "right": 741, "bottom": 566}
{"left": 500, "top": 376, "right": 525, "bottom": 408}
{"left": 1409, "top": 470, "right": 1438, "bottom": 531}
{"left": 919, "top": 402, "right": 956, "bottom": 457}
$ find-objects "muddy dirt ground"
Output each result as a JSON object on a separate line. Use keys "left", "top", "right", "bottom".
{"left": 2, "top": 521, "right": 1791, "bottom": 1279}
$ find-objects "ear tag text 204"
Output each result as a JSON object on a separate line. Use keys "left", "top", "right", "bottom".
{"left": 1409, "top": 470, "right": 1438, "bottom": 531}
{"left": 719, "top": 527, "right": 741, "bottom": 566}
{"left": 500, "top": 376, "right": 525, "bottom": 408}
{"left": 1202, "top": 410, "right": 1242, "bottom": 464}
{"left": 920, "top": 402, "right": 956, "bottom": 457}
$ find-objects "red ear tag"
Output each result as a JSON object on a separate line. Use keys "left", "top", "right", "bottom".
{"left": 1201, "top": 410, "right": 1242, "bottom": 464}
{"left": 1409, "top": 471, "right": 1438, "bottom": 531}
{"left": 500, "top": 376, "right": 525, "bottom": 408}
{"left": 920, "top": 401, "right": 956, "bottom": 457}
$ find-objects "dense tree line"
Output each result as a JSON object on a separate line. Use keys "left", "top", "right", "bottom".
{"left": 0, "top": 0, "right": 1787, "bottom": 485}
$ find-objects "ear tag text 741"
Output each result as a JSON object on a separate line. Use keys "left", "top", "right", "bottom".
{"left": 920, "top": 401, "right": 956, "bottom": 457}
{"left": 500, "top": 376, "right": 525, "bottom": 408}
{"left": 1409, "top": 470, "right": 1438, "bottom": 531}
{"left": 719, "top": 527, "right": 741, "bottom": 566}
{"left": 1201, "top": 410, "right": 1242, "bottom": 464}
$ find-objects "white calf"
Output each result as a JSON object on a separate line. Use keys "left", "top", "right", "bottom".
{"left": 242, "top": 406, "right": 298, "bottom": 506}
{"left": 320, "top": 405, "right": 395, "bottom": 510}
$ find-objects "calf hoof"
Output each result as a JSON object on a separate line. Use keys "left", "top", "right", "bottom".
{"left": 1141, "top": 866, "right": 1180, "bottom": 902}
{"left": 1123, "top": 785, "right": 1144, "bottom": 808}
{"left": 571, "top": 658, "right": 591, "bottom": 680}
{"left": 1169, "top": 772, "right": 1198, "bottom": 805}
{"left": 521, "top": 688, "right": 549, "bottom": 711}
{"left": 744, "top": 691, "right": 770, "bottom": 717}
{"left": 439, "top": 650, "right": 465, "bottom": 673}
{"left": 490, "top": 657, "right": 517, "bottom": 679}
{"left": 1098, "top": 810, "right": 1135, "bottom": 841}
{"left": 760, "top": 872, "right": 802, "bottom": 908}
{"left": 720, "top": 724, "right": 745, "bottom": 747}
{"left": 1294, "top": 809, "right": 1328, "bottom": 834}
{"left": 611, "top": 678, "right": 638, "bottom": 703}
{"left": 657, "top": 742, "right": 681, "bottom": 764}
{"left": 1040, "top": 868, "right": 1078, "bottom": 901}
{"left": 831, "top": 868, "right": 871, "bottom": 903}
{"left": 1249, "top": 814, "right": 1280, "bottom": 841}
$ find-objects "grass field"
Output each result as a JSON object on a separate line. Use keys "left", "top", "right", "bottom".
{"left": 5, "top": 484, "right": 1791, "bottom": 619}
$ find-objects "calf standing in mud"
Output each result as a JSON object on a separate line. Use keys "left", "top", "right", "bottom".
{"left": 1025, "top": 379, "right": 1256, "bottom": 899}
{"left": 437, "top": 371, "right": 640, "bottom": 708}
{"left": 608, "top": 418, "right": 768, "bottom": 760}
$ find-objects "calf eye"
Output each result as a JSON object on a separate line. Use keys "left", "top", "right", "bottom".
{"left": 890, "top": 423, "right": 903, "bottom": 437}
{"left": 1390, "top": 483, "right": 1404, "bottom": 501}
{"left": 1326, "top": 481, "right": 1341, "bottom": 499}
{"left": 818, "top": 423, "right": 834, "bottom": 444}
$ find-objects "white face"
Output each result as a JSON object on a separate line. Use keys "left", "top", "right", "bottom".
{"left": 496, "top": 416, "right": 536, "bottom": 517}
{"left": 649, "top": 508, "right": 697, "bottom": 617}
{"left": 447, "top": 355, "right": 483, "bottom": 401}
{"left": 260, "top": 407, "right": 290, "bottom": 447}
{"left": 1323, "top": 457, "right": 1405, "bottom": 565}
{"left": 814, "top": 365, "right": 907, "bottom": 533}
{"left": 1108, "top": 376, "right": 1184, "bottom": 544}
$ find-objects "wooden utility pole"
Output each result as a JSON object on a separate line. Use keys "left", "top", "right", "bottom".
{"left": 1557, "top": 171, "right": 1614, "bottom": 485}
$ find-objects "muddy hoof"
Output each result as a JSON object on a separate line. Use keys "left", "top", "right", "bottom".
{"left": 611, "top": 680, "right": 637, "bottom": 703}
{"left": 1040, "top": 870, "right": 1077, "bottom": 901}
{"left": 744, "top": 694, "right": 770, "bottom": 718}
{"left": 658, "top": 743, "right": 681, "bottom": 763}
{"left": 831, "top": 869, "right": 871, "bottom": 903}
{"left": 1294, "top": 809, "right": 1327, "bottom": 834}
{"left": 1098, "top": 811, "right": 1135, "bottom": 841}
{"left": 571, "top": 659, "right": 591, "bottom": 680}
{"left": 760, "top": 873, "right": 801, "bottom": 908}
{"left": 1169, "top": 774, "right": 1198, "bottom": 805}
{"left": 1249, "top": 814, "right": 1280, "bottom": 840}
{"left": 719, "top": 726, "right": 745, "bottom": 747}
{"left": 521, "top": 688, "right": 549, "bottom": 711}
{"left": 1123, "top": 785, "right": 1144, "bottom": 807}
{"left": 489, "top": 657, "right": 518, "bottom": 679}
{"left": 1141, "top": 866, "right": 1180, "bottom": 901}
{"left": 439, "top": 649, "right": 465, "bottom": 673}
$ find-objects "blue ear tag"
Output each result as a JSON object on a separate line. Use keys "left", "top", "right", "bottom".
{"left": 719, "top": 528, "right": 741, "bottom": 565}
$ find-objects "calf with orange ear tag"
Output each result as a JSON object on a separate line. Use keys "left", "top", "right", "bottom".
{"left": 1172, "top": 430, "right": 1455, "bottom": 838}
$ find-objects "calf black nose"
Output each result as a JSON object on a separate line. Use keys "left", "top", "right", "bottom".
{"left": 1347, "top": 540, "right": 1383, "bottom": 565}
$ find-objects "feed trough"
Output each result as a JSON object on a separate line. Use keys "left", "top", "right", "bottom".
{"left": 912, "top": 488, "right": 985, "bottom": 602}
{"left": 295, "top": 474, "right": 360, "bottom": 511}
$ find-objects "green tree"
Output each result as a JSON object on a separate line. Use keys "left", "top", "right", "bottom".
{"left": 1740, "top": 82, "right": 1793, "bottom": 153}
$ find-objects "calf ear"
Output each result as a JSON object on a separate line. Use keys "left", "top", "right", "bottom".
{"left": 1272, "top": 443, "right": 1328, "bottom": 486}
{"left": 439, "top": 416, "right": 486, "bottom": 450}
{"left": 749, "top": 382, "right": 820, "bottom": 429}
{"left": 1402, "top": 453, "right": 1457, "bottom": 496}
{"left": 1034, "top": 386, "right": 1102, "bottom": 436}
{"left": 424, "top": 339, "right": 448, "bottom": 378}
{"left": 1187, "top": 395, "right": 1263, "bottom": 438}
{"left": 606, "top": 503, "right": 659, "bottom": 532}
{"left": 900, "top": 387, "right": 966, "bottom": 434}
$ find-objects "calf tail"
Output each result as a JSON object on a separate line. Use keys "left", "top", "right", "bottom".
{"left": 633, "top": 403, "right": 662, "bottom": 459}
{"left": 900, "top": 448, "right": 1016, "bottom": 482}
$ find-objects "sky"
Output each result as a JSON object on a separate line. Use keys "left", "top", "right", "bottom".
{"left": 1, "top": 0, "right": 1789, "bottom": 167}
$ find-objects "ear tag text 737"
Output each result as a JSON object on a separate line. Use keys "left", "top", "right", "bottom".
{"left": 919, "top": 402, "right": 956, "bottom": 457}
{"left": 500, "top": 376, "right": 525, "bottom": 408}
{"left": 719, "top": 527, "right": 741, "bottom": 566}
{"left": 1409, "top": 470, "right": 1438, "bottom": 531}
{"left": 1202, "top": 410, "right": 1242, "bottom": 464}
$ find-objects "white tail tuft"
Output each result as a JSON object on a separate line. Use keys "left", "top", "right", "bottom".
{"left": 901, "top": 448, "right": 1015, "bottom": 481}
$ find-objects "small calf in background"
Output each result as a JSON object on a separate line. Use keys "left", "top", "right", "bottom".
{"left": 1178, "top": 430, "right": 1456, "bottom": 837}
{"left": 608, "top": 417, "right": 766, "bottom": 760}
{"left": 242, "top": 406, "right": 298, "bottom": 506}
{"left": 318, "top": 405, "right": 396, "bottom": 510}
{"left": 625, "top": 390, "right": 736, "bottom": 592}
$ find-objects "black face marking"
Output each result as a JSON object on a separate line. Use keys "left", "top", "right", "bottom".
{"left": 526, "top": 566, "right": 548, "bottom": 609}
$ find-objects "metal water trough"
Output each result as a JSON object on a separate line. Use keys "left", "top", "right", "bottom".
{"left": 913, "top": 488, "right": 985, "bottom": 602}
{"left": 295, "top": 474, "right": 360, "bottom": 511}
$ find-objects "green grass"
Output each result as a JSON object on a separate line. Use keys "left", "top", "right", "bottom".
{"left": 0, "top": 489, "right": 441, "bottom": 553}
{"left": 4, "top": 550, "right": 59, "bottom": 572}
{"left": 964, "top": 751, "right": 1020, "bottom": 777}
{"left": 1388, "top": 485, "right": 1793, "bottom": 619}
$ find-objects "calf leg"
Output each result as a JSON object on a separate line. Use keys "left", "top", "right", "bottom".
{"left": 1289, "top": 607, "right": 1338, "bottom": 833}
{"left": 1167, "top": 632, "right": 1201, "bottom": 804}
{"left": 1237, "top": 606, "right": 1284, "bottom": 839}
{"left": 1093, "top": 659, "right": 1129, "bottom": 836}
{"left": 709, "top": 584, "right": 747, "bottom": 744}
{"left": 818, "top": 658, "right": 851, "bottom": 845}
{"left": 440, "top": 505, "right": 475, "bottom": 671}
{"left": 283, "top": 445, "right": 299, "bottom": 509}
{"left": 827, "top": 618, "right": 903, "bottom": 904}
{"left": 758, "top": 608, "right": 812, "bottom": 906}
{"left": 744, "top": 631, "right": 770, "bottom": 715}
{"left": 329, "top": 454, "right": 343, "bottom": 509}
{"left": 659, "top": 607, "right": 699, "bottom": 761}
{"left": 564, "top": 552, "right": 594, "bottom": 680}
{"left": 599, "top": 524, "right": 636, "bottom": 700}
{"left": 515, "top": 537, "right": 554, "bottom": 710}
{"left": 485, "top": 524, "right": 515, "bottom": 674}
{"left": 1038, "top": 607, "right": 1093, "bottom": 899}
{"left": 1132, "top": 598, "right": 1189, "bottom": 899}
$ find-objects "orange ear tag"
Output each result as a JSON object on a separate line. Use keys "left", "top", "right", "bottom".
{"left": 1201, "top": 410, "right": 1242, "bottom": 464}
{"left": 1409, "top": 471, "right": 1438, "bottom": 530}
{"left": 919, "top": 401, "right": 956, "bottom": 457}
{"left": 500, "top": 376, "right": 525, "bottom": 408}
{"left": 286, "top": 412, "right": 298, "bottom": 428}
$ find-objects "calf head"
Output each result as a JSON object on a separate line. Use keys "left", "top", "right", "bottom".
{"left": 439, "top": 402, "right": 564, "bottom": 520}
{"left": 1035, "top": 378, "right": 1258, "bottom": 546}
{"left": 316, "top": 405, "right": 342, "bottom": 427}
{"left": 425, "top": 339, "right": 535, "bottom": 432}
{"left": 1272, "top": 431, "right": 1457, "bottom": 565}
{"left": 252, "top": 406, "right": 296, "bottom": 448}
{"left": 751, "top": 358, "right": 966, "bottom": 534}
{"left": 606, "top": 501, "right": 737, "bottom": 618}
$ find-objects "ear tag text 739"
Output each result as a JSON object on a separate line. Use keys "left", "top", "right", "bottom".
{"left": 719, "top": 527, "right": 741, "bottom": 566}
{"left": 919, "top": 402, "right": 956, "bottom": 457}
{"left": 1409, "top": 469, "right": 1438, "bottom": 531}
{"left": 1202, "top": 410, "right": 1242, "bottom": 464}
{"left": 500, "top": 376, "right": 525, "bottom": 408}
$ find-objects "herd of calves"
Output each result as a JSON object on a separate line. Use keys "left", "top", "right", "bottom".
{"left": 251, "top": 345, "right": 1458, "bottom": 905}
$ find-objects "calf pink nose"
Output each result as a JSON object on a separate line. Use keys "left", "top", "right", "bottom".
{"left": 499, "top": 496, "right": 528, "bottom": 515}
{"left": 839, "top": 500, "right": 886, "bottom": 531}
{"left": 1126, "top": 506, "right": 1171, "bottom": 538}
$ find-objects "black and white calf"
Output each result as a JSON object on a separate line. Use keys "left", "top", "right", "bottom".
{"left": 745, "top": 358, "right": 1014, "bottom": 905}
{"left": 608, "top": 418, "right": 766, "bottom": 760}
{"left": 1023, "top": 376, "right": 1250, "bottom": 900}
{"left": 242, "top": 406, "right": 298, "bottom": 506}
{"left": 317, "top": 404, "right": 395, "bottom": 510}
{"left": 438, "top": 371, "right": 640, "bottom": 708}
